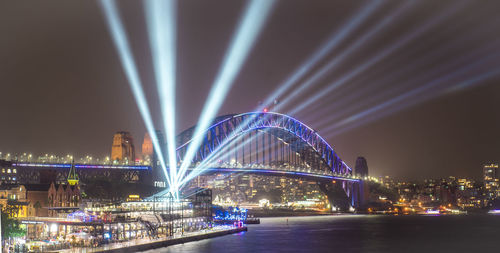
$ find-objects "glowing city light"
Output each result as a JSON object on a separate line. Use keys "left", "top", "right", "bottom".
{"left": 176, "top": 0, "right": 276, "bottom": 184}
{"left": 12, "top": 163, "right": 149, "bottom": 170}
{"left": 144, "top": 0, "right": 179, "bottom": 198}
{"left": 98, "top": 0, "right": 172, "bottom": 187}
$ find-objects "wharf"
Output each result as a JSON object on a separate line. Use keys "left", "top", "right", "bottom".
{"left": 52, "top": 226, "right": 247, "bottom": 253}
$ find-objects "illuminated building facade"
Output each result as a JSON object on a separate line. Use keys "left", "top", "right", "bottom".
{"left": 186, "top": 174, "right": 329, "bottom": 209}
{"left": 142, "top": 132, "right": 153, "bottom": 162}
{"left": 0, "top": 184, "right": 51, "bottom": 217}
{"left": 111, "top": 131, "right": 135, "bottom": 163}
{"left": 483, "top": 163, "right": 499, "bottom": 200}
{"left": 0, "top": 160, "right": 17, "bottom": 184}
{"left": 48, "top": 182, "right": 80, "bottom": 216}
{"left": 0, "top": 185, "right": 28, "bottom": 217}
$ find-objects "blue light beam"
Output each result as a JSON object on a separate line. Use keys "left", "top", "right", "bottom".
{"left": 312, "top": 35, "right": 500, "bottom": 129}
{"left": 178, "top": 116, "right": 268, "bottom": 188}
{"left": 286, "top": 0, "right": 467, "bottom": 116}
{"left": 258, "top": 0, "right": 383, "bottom": 111}
{"left": 178, "top": 133, "right": 251, "bottom": 187}
{"left": 144, "top": 0, "right": 179, "bottom": 198}
{"left": 180, "top": 1, "right": 383, "bottom": 185}
{"left": 98, "top": 0, "right": 172, "bottom": 187}
{"left": 326, "top": 55, "right": 500, "bottom": 136}
{"left": 203, "top": 0, "right": 383, "bottom": 154}
{"left": 176, "top": 0, "right": 276, "bottom": 183}
{"left": 274, "top": 1, "right": 415, "bottom": 114}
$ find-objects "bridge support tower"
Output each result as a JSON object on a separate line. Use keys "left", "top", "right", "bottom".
{"left": 319, "top": 180, "right": 366, "bottom": 212}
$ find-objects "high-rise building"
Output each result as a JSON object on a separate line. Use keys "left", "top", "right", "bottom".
{"left": 354, "top": 156, "right": 369, "bottom": 178}
{"left": 142, "top": 132, "right": 153, "bottom": 161}
{"left": 483, "top": 162, "right": 499, "bottom": 199}
{"left": 111, "top": 131, "right": 135, "bottom": 163}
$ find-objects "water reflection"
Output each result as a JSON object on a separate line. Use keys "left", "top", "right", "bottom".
{"left": 142, "top": 215, "right": 500, "bottom": 253}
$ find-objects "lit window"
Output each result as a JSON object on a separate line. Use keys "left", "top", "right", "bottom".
{"left": 1, "top": 169, "right": 4, "bottom": 173}
{"left": 7, "top": 169, "right": 11, "bottom": 173}
{"left": 13, "top": 169, "right": 16, "bottom": 173}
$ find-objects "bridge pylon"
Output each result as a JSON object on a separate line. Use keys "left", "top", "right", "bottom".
{"left": 319, "top": 180, "right": 365, "bottom": 211}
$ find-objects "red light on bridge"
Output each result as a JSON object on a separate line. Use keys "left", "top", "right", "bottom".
{"left": 263, "top": 108, "right": 268, "bottom": 112}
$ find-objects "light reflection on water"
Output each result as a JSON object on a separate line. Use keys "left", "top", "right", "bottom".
{"left": 142, "top": 215, "right": 500, "bottom": 253}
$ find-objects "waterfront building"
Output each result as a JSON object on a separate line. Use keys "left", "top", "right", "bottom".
{"left": 48, "top": 182, "right": 81, "bottom": 216}
{"left": 0, "top": 184, "right": 52, "bottom": 217}
{"left": 0, "top": 185, "right": 28, "bottom": 217}
{"left": 111, "top": 131, "right": 135, "bottom": 163}
{"left": 456, "top": 178, "right": 482, "bottom": 209}
{"left": 483, "top": 162, "right": 499, "bottom": 200}
{"left": 24, "top": 184, "right": 51, "bottom": 217}
{"left": 392, "top": 176, "right": 487, "bottom": 210}
{"left": 20, "top": 188, "right": 214, "bottom": 248}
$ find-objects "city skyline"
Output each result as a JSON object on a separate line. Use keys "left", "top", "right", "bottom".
{"left": 1, "top": 0, "right": 500, "bottom": 180}
{"left": 2, "top": 1, "right": 500, "bottom": 252}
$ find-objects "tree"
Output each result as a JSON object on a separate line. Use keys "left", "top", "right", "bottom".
{"left": 33, "top": 201, "right": 42, "bottom": 217}
{"left": 1, "top": 211, "right": 26, "bottom": 239}
{"left": 367, "top": 181, "right": 399, "bottom": 202}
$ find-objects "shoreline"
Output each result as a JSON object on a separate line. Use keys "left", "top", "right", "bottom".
{"left": 52, "top": 226, "right": 247, "bottom": 253}
{"left": 103, "top": 227, "right": 247, "bottom": 253}
{"left": 248, "top": 209, "right": 334, "bottom": 218}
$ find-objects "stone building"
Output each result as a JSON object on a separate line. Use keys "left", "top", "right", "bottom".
{"left": 142, "top": 132, "right": 153, "bottom": 162}
{"left": 111, "top": 131, "right": 135, "bottom": 163}
{"left": 47, "top": 182, "right": 80, "bottom": 216}
{"left": 0, "top": 184, "right": 53, "bottom": 217}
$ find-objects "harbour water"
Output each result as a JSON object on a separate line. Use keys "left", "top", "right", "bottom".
{"left": 142, "top": 214, "right": 500, "bottom": 253}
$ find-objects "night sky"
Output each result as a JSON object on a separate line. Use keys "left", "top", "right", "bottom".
{"left": 1, "top": 0, "right": 500, "bottom": 180}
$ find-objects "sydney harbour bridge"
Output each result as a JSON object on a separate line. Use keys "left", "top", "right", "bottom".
{"left": 7, "top": 112, "right": 364, "bottom": 210}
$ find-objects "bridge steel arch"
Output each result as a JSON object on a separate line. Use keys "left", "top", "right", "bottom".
{"left": 176, "top": 112, "right": 353, "bottom": 177}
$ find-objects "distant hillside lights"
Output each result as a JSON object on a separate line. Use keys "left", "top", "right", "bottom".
{"left": 484, "top": 162, "right": 500, "bottom": 200}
